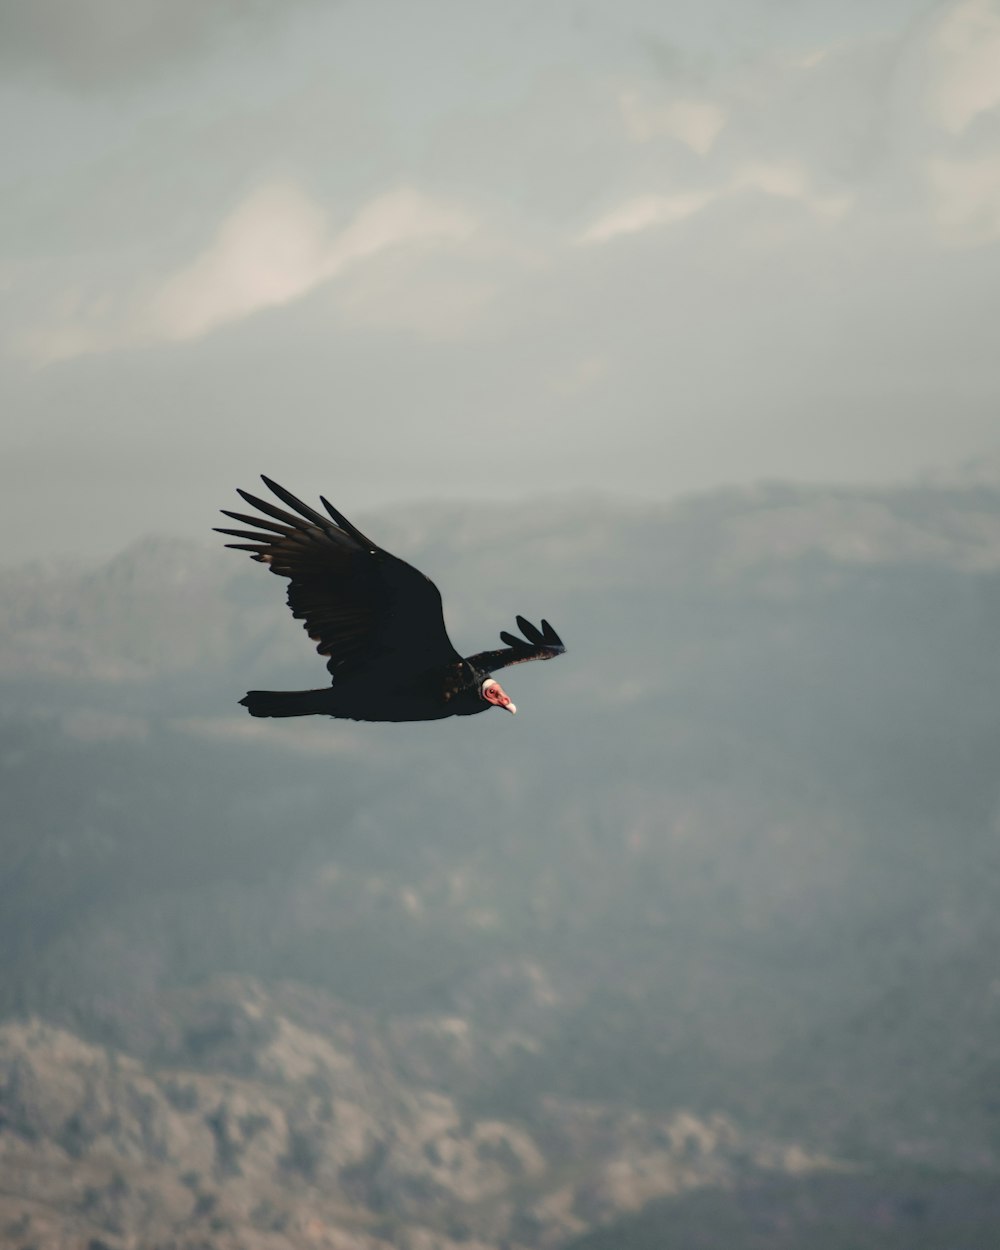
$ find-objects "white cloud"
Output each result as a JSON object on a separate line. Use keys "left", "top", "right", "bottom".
{"left": 149, "top": 183, "right": 330, "bottom": 341}
{"left": 577, "top": 159, "right": 851, "bottom": 248}
{"left": 21, "top": 183, "right": 476, "bottom": 361}
{"left": 619, "top": 90, "right": 727, "bottom": 154}
{"left": 923, "top": 0, "right": 1000, "bottom": 134}
{"left": 151, "top": 183, "right": 474, "bottom": 342}
{"left": 8, "top": 3, "right": 1000, "bottom": 563}
{"left": 577, "top": 191, "right": 716, "bottom": 244}
{"left": 732, "top": 161, "right": 853, "bottom": 220}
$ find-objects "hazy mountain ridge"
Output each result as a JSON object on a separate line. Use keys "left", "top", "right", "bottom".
{"left": 5, "top": 475, "right": 1000, "bottom": 691}
{"left": 1, "top": 476, "right": 999, "bottom": 1247}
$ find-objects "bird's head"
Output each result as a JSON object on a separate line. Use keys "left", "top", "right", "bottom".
{"left": 481, "top": 677, "right": 516, "bottom": 714}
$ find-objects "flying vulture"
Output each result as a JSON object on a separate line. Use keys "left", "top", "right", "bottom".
{"left": 216, "top": 477, "right": 566, "bottom": 722}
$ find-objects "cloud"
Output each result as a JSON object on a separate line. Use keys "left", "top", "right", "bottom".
{"left": 0, "top": 0, "right": 320, "bottom": 88}
{"left": 922, "top": 0, "right": 1000, "bottom": 134}
{"left": 619, "top": 90, "right": 727, "bottom": 154}
{"left": 7, "top": 1, "right": 1000, "bottom": 565}
{"left": 577, "top": 160, "right": 851, "bottom": 247}
{"left": 13, "top": 1, "right": 999, "bottom": 370}
{"left": 732, "top": 160, "right": 853, "bottom": 220}
{"left": 577, "top": 192, "right": 716, "bottom": 244}
{"left": 584, "top": 2, "right": 1000, "bottom": 250}
{"left": 19, "top": 183, "right": 477, "bottom": 360}
{"left": 148, "top": 183, "right": 331, "bottom": 342}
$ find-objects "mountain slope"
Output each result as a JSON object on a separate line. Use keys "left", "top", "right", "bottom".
{"left": 1, "top": 474, "right": 999, "bottom": 1246}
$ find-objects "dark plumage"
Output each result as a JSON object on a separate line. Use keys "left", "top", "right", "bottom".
{"left": 216, "top": 476, "right": 566, "bottom": 722}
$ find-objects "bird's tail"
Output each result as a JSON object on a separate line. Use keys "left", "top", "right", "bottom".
{"left": 239, "top": 689, "right": 331, "bottom": 718}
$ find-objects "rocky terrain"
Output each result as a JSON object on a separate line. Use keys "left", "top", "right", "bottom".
{"left": 0, "top": 980, "right": 837, "bottom": 1250}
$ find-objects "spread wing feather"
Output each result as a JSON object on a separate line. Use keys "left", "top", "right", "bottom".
{"left": 467, "top": 615, "right": 566, "bottom": 675}
{"left": 216, "top": 476, "right": 460, "bottom": 679}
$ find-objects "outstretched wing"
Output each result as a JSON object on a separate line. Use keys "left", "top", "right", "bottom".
{"left": 466, "top": 615, "right": 566, "bottom": 675}
{"left": 216, "top": 476, "right": 461, "bottom": 679}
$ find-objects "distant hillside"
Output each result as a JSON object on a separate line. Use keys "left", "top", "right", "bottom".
{"left": 1, "top": 476, "right": 999, "bottom": 1248}
{"left": 5, "top": 475, "right": 1000, "bottom": 691}
{"left": 0, "top": 980, "right": 838, "bottom": 1250}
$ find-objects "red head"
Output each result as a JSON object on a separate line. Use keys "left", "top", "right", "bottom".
{"left": 481, "top": 678, "right": 516, "bottom": 714}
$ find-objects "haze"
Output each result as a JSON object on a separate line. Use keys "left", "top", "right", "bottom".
{"left": 2, "top": 0, "right": 999, "bottom": 560}
{"left": 3, "top": 8, "right": 1000, "bottom": 1245}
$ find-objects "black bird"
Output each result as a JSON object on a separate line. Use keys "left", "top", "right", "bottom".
{"left": 216, "top": 476, "right": 566, "bottom": 722}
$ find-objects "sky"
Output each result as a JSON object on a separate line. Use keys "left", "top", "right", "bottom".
{"left": 3, "top": 0, "right": 1000, "bottom": 561}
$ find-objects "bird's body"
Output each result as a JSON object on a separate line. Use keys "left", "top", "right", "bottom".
{"left": 242, "top": 664, "right": 498, "bottom": 722}
{"left": 216, "top": 477, "right": 565, "bottom": 723}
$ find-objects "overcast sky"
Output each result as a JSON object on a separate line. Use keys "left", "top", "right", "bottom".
{"left": 3, "top": 0, "right": 1000, "bottom": 561}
